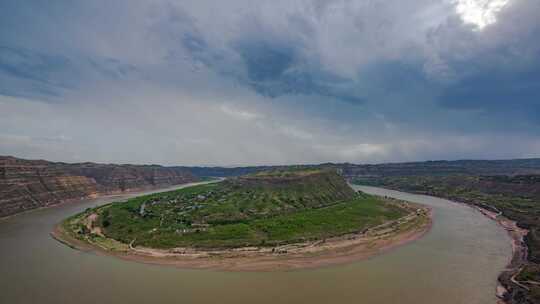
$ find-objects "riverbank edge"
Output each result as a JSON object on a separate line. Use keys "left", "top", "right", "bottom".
{"left": 354, "top": 184, "right": 527, "bottom": 304}
{"left": 51, "top": 201, "right": 432, "bottom": 272}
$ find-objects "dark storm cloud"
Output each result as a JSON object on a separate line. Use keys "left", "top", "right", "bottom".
{"left": 0, "top": 46, "right": 75, "bottom": 98}
{"left": 440, "top": 66, "right": 540, "bottom": 121}
{"left": 180, "top": 30, "right": 368, "bottom": 103}
{"left": 0, "top": 46, "right": 140, "bottom": 100}
{"left": 1, "top": 0, "right": 540, "bottom": 165}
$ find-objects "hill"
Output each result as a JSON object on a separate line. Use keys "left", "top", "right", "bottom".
{"left": 64, "top": 169, "right": 411, "bottom": 249}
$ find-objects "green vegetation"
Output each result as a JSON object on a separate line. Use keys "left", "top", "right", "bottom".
{"left": 73, "top": 170, "right": 408, "bottom": 249}
{"left": 197, "top": 176, "right": 221, "bottom": 182}
{"left": 517, "top": 264, "right": 540, "bottom": 282}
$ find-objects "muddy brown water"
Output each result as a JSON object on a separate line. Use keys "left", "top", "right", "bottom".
{"left": 0, "top": 184, "right": 511, "bottom": 304}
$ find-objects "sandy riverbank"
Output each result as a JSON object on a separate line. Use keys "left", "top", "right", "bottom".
{"left": 52, "top": 205, "right": 432, "bottom": 272}
{"left": 472, "top": 206, "right": 529, "bottom": 302}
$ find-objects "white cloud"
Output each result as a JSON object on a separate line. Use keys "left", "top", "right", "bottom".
{"left": 452, "top": 0, "right": 511, "bottom": 30}
{"left": 219, "top": 104, "right": 262, "bottom": 121}
{"left": 277, "top": 125, "right": 314, "bottom": 141}
{"left": 2, "top": 87, "right": 540, "bottom": 165}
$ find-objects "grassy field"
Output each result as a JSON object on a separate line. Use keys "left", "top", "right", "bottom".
{"left": 90, "top": 170, "right": 407, "bottom": 249}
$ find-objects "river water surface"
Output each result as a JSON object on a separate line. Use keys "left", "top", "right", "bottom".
{"left": 0, "top": 184, "right": 511, "bottom": 304}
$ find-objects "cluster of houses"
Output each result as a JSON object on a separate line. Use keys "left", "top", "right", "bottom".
{"left": 135, "top": 190, "right": 222, "bottom": 233}
{"left": 175, "top": 223, "right": 210, "bottom": 235}
{"left": 137, "top": 188, "right": 268, "bottom": 235}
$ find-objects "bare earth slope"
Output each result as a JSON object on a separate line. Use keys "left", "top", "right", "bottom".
{"left": 0, "top": 156, "right": 198, "bottom": 218}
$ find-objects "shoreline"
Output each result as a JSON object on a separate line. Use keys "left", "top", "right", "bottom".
{"left": 471, "top": 206, "right": 529, "bottom": 302}
{"left": 356, "top": 185, "right": 527, "bottom": 303}
{"left": 52, "top": 204, "right": 432, "bottom": 272}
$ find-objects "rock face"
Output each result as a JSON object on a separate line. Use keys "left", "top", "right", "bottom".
{"left": 0, "top": 156, "right": 198, "bottom": 218}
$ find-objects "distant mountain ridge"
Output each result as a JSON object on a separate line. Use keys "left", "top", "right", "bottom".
{"left": 338, "top": 159, "right": 540, "bottom": 178}
{"left": 178, "top": 158, "right": 540, "bottom": 178}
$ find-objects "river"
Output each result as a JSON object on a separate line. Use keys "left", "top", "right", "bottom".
{"left": 0, "top": 184, "right": 511, "bottom": 304}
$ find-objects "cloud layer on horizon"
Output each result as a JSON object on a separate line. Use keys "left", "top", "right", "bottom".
{"left": 1, "top": 0, "right": 539, "bottom": 166}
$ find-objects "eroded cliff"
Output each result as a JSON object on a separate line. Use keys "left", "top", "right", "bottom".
{"left": 0, "top": 156, "right": 198, "bottom": 218}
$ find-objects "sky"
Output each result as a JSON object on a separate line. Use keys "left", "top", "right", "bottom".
{"left": 1, "top": 0, "right": 540, "bottom": 166}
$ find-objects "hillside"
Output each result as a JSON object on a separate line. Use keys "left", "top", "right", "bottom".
{"left": 66, "top": 169, "right": 411, "bottom": 249}
{"left": 338, "top": 159, "right": 540, "bottom": 178}
{"left": 0, "top": 156, "right": 198, "bottom": 218}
